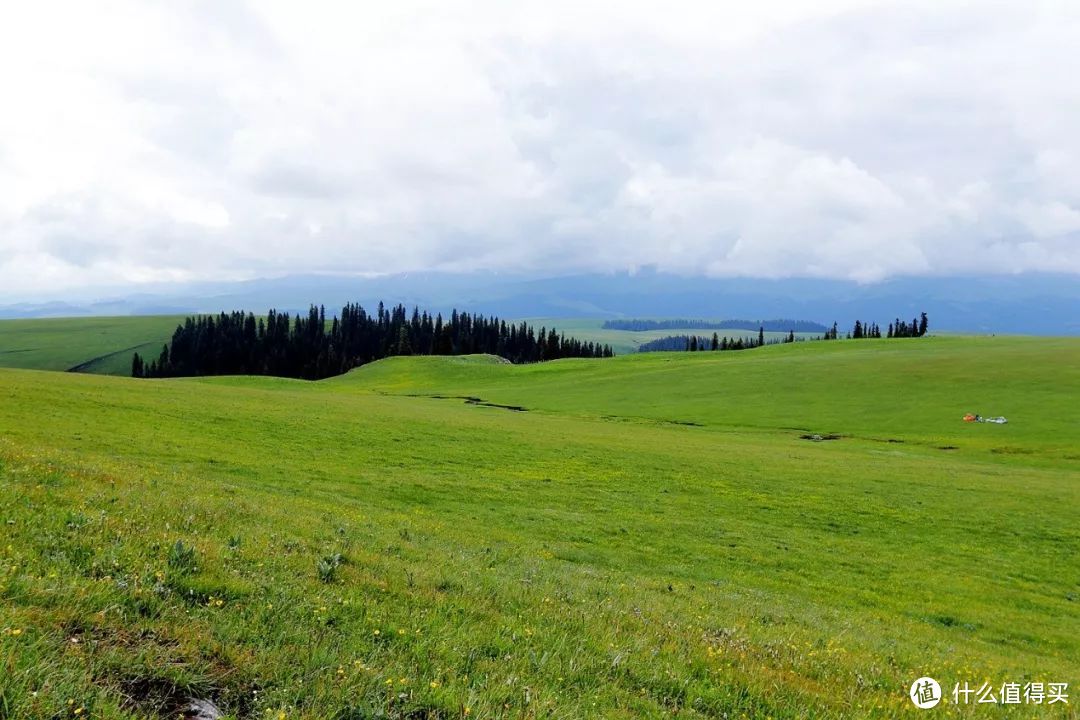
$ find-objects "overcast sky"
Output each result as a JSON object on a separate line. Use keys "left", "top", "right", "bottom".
{"left": 1, "top": 1, "right": 1078, "bottom": 297}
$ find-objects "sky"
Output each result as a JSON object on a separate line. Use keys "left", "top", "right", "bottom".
{"left": 1, "top": 0, "right": 1079, "bottom": 297}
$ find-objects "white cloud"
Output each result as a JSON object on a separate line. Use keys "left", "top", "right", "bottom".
{"left": 1, "top": 0, "right": 1079, "bottom": 296}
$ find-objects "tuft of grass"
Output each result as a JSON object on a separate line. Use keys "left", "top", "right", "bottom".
{"left": 166, "top": 540, "right": 197, "bottom": 574}
{"left": 317, "top": 553, "right": 345, "bottom": 584}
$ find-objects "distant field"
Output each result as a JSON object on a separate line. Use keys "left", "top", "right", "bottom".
{"left": 0, "top": 316, "right": 183, "bottom": 374}
{"left": 0, "top": 336, "right": 1077, "bottom": 718}
{"left": 518, "top": 318, "right": 818, "bottom": 355}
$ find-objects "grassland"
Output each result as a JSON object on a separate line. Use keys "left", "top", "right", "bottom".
{"left": 0, "top": 316, "right": 812, "bottom": 376}
{"left": 0, "top": 316, "right": 183, "bottom": 375}
{"left": 0, "top": 336, "right": 1077, "bottom": 718}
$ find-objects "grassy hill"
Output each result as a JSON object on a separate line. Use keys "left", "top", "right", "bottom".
{"left": 0, "top": 337, "right": 1077, "bottom": 718}
{"left": 0, "top": 316, "right": 183, "bottom": 374}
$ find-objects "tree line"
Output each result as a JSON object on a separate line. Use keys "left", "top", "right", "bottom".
{"left": 603, "top": 318, "right": 827, "bottom": 333}
{"left": 638, "top": 326, "right": 796, "bottom": 353}
{"left": 639, "top": 314, "right": 928, "bottom": 353}
{"left": 827, "top": 313, "right": 928, "bottom": 340}
{"left": 132, "top": 303, "right": 613, "bottom": 380}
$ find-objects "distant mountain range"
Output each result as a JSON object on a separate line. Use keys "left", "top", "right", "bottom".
{"left": 2, "top": 270, "right": 1077, "bottom": 335}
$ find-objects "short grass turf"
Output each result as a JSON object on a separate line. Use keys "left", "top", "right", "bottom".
{"left": 0, "top": 336, "right": 1077, "bottom": 719}
{"left": 0, "top": 316, "right": 184, "bottom": 374}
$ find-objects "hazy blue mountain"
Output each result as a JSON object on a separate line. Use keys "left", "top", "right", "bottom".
{"left": 2, "top": 271, "right": 1076, "bottom": 335}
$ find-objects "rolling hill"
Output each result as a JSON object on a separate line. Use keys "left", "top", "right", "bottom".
{"left": 0, "top": 316, "right": 183, "bottom": 374}
{"left": 0, "top": 336, "right": 1076, "bottom": 718}
{"left": 0, "top": 315, "right": 815, "bottom": 371}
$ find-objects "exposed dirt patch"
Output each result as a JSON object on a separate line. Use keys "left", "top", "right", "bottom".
{"left": 112, "top": 667, "right": 257, "bottom": 719}
{"left": 462, "top": 397, "right": 528, "bottom": 412}
{"left": 67, "top": 343, "right": 149, "bottom": 373}
{"left": 420, "top": 394, "right": 528, "bottom": 412}
{"left": 990, "top": 446, "right": 1034, "bottom": 455}
{"left": 116, "top": 675, "right": 206, "bottom": 719}
{"left": 800, "top": 433, "right": 841, "bottom": 442}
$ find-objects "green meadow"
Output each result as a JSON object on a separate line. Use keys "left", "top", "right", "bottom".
{"left": 0, "top": 316, "right": 183, "bottom": 375}
{"left": 0, "top": 335, "right": 1077, "bottom": 718}
{"left": 0, "top": 316, "right": 814, "bottom": 375}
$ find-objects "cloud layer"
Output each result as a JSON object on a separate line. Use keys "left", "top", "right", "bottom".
{"left": 2, "top": 0, "right": 1079, "bottom": 296}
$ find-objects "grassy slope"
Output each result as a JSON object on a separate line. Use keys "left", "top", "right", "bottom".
{"left": 0, "top": 316, "right": 184, "bottom": 374}
{"left": 0, "top": 337, "right": 1077, "bottom": 719}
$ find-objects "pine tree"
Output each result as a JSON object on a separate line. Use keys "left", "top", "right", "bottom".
{"left": 758, "top": 326, "right": 765, "bottom": 347}
{"left": 396, "top": 325, "right": 412, "bottom": 355}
